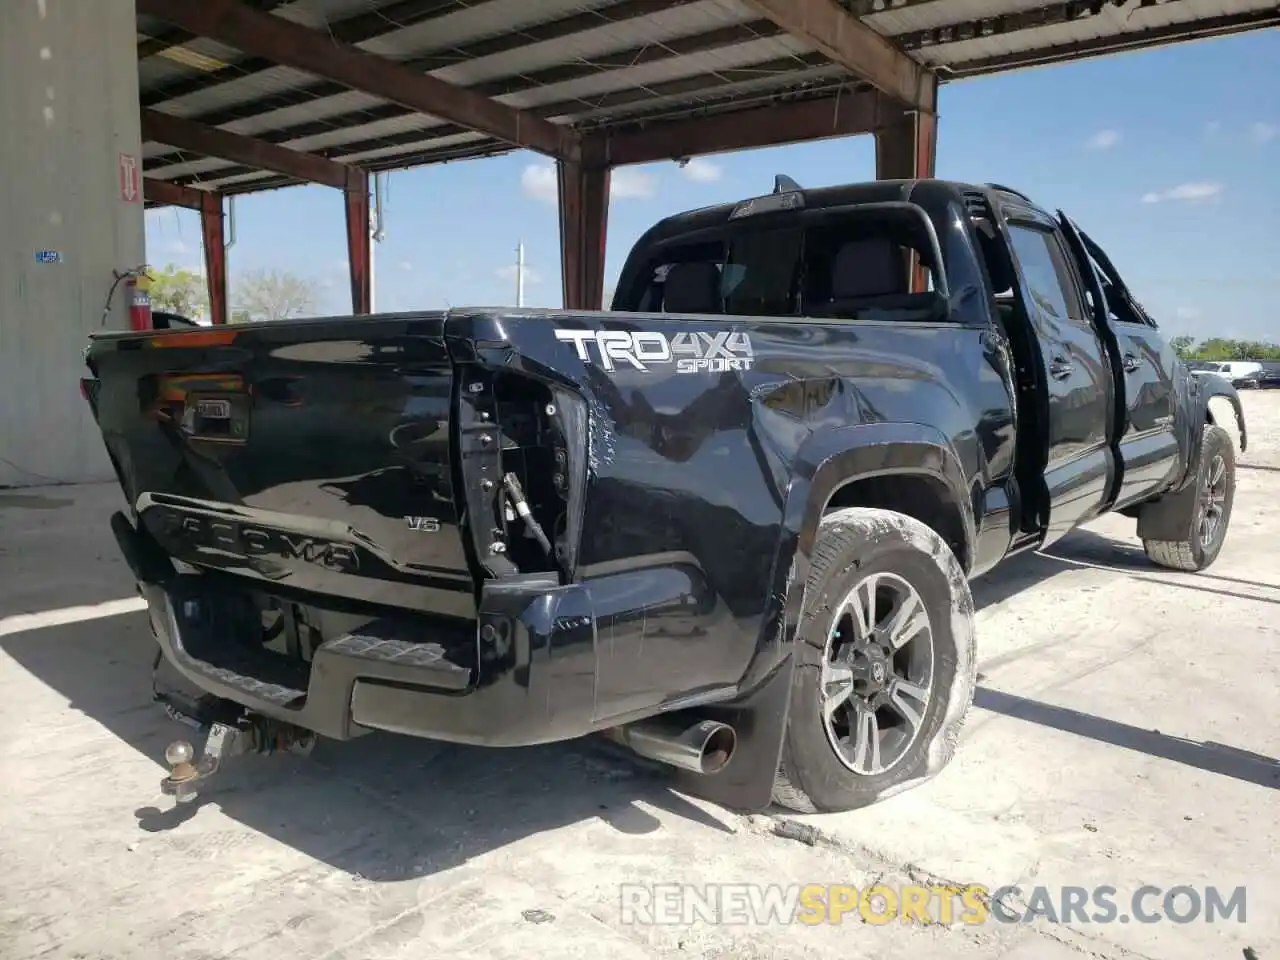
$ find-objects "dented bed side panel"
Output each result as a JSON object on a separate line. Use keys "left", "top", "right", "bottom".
{"left": 444, "top": 309, "right": 1016, "bottom": 715}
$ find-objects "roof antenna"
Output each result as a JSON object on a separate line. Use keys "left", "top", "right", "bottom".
{"left": 773, "top": 174, "right": 802, "bottom": 194}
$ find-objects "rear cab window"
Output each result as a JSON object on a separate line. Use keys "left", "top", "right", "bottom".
{"left": 614, "top": 206, "right": 944, "bottom": 321}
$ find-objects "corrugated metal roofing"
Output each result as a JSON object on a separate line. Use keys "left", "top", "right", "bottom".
{"left": 135, "top": 0, "right": 1279, "bottom": 196}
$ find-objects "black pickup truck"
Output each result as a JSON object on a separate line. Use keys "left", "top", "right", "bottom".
{"left": 83, "top": 177, "right": 1247, "bottom": 814}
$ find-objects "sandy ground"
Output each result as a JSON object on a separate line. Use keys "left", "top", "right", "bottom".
{"left": 1, "top": 393, "right": 1276, "bottom": 960}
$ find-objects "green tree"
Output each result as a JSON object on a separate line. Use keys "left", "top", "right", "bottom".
{"left": 148, "top": 263, "right": 207, "bottom": 318}
{"left": 234, "top": 268, "right": 319, "bottom": 322}
{"left": 1176, "top": 337, "right": 1280, "bottom": 361}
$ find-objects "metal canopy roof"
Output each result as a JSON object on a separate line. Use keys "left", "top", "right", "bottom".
{"left": 138, "top": 0, "right": 1279, "bottom": 197}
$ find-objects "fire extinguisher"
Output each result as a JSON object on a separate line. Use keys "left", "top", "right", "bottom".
{"left": 126, "top": 268, "right": 153, "bottom": 331}
{"left": 99, "top": 265, "right": 153, "bottom": 330}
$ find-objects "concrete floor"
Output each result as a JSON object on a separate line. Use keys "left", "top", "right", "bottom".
{"left": 1, "top": 395, "right": 1276, "bottom": 960}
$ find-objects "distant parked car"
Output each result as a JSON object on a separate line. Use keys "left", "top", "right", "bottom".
{"left": 1258, "top": 362, "right": 1280, "bottom": 389}
{"left": 1188, "top": 361, "right": 1264, "bottom": 389}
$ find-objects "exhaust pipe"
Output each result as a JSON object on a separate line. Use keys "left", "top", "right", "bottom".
{"left": 606, "top": 717, "right": 736, "bottom": 775}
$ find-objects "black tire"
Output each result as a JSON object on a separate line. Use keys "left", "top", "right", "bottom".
{"left": 1143, "top": 424, "right": 1235, "bottom": 572}
{"left": 772, "top": 507, "right": 977, "bottom": 814}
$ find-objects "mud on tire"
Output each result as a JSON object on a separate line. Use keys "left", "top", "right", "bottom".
{"left": 1143, "top": 424, "right": 1235, "bottom": 573}
{"left": 772, "top": 507, "right": 977, "bottom": 814}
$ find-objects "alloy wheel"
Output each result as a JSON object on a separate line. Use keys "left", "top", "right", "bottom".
{"left": 820, "top": 571, "right": 935, "bottom": 776}
{"left": 1198, "top": 454, "right": 1228, "bottom": 549}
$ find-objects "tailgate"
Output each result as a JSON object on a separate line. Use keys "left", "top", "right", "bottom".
{"left": 84, "top": 315, "right": 475, "bottom": 617}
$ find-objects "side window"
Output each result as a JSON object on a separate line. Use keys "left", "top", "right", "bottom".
{"left": 1006, "top": 224, "right": 1088, "bottom": 327}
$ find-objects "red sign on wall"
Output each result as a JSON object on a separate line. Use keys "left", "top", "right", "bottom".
{"left": 118, "top": 153, "right": 141, "bottom": 203}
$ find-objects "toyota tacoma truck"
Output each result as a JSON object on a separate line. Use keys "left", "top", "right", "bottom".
{"left": 82, "top": 177, "right": 1247, "bottom": 814}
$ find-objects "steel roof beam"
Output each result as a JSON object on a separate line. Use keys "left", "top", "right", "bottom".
{"left": 584, "top": 88, "right": 896, "bottom": 166}
{"left": 138, "top": 0, "right": 285, "bottom": 61}
{"left": 140, "top": 0, "right": 469, "bottom": 105}
{"left": 142, "top": 108, "right": 351, "bottom": 189}
{"left": 143, "top": 177, "right": 208, "bottom": 209}
{"left": 136, "top": 0, "right": 574, "bottom": 159}
{"left": 742, "top": 0, "right": 935, "bottom": 111}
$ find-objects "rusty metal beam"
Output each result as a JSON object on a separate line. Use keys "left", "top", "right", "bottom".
{"left": 948, "top": 7, "right": 1280, "bottom": 79}
{"left": 200, "top": 192, "right": 229, "bottom": 325}
{"left": 874, "top": 107, "right": 937, "bottom": 180}
{"left": 558, "top": 162, "right": 610, "bottom": 311}
{"left": 138, "top": 0, "right": 284, "bottom": 61}
{"left": 154, "top": 9, "right": 762, "bottom": 141}
{"left": 741, "top": 0, "right": 934, "bottom": 110}
{"left": 141, "top": 0, "right": 470, "bottom": 105}
{"left": 142, "top": 0, "right": 693, "bottom": 113}
{"left": 143, "top": 177, "right": 207, "bottom": 209}
{"left": 136, "top": 0, "right": 574, "bottom": 159}
{"left": 150, "top": 50, "right": 831, "bottom": 177}
{"left": 585, "top": 88, "right": 892, "bottom": 167}
{"left": 141, "top": 108, "right": 350, "bottom": 189}
{"left": 345, "top": 170, "right": 372, "bottom": 315}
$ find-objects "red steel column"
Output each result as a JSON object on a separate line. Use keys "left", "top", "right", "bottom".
{"left": 345, "top": 168, "right": 372, "bottom": 315}
{"left": 874, "top": 107, "right": 937, "bottom": 181}
{"left": 200, "top": 191, "right": 228, "bottom": 325}
{"left": 875, "top": 99, "right": 938, "bottom": 292}
{"left": 557, "top": 160, "right": 610, "bottom": 310}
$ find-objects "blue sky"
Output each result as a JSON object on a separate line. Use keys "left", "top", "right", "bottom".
{"left": 144, "top": 28, "right": 1279, "bottom": 341}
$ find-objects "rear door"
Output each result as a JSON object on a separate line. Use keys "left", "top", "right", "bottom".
{"left": 1062, "top": 217, "right": 1179, "bottom": 507}
{"left": 1002, "top": 214, "right": 1114, "bottom": 544}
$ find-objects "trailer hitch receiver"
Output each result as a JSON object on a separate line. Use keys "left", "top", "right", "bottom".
{"left": 161, "top": 718, "right": 315, "bottom": 804}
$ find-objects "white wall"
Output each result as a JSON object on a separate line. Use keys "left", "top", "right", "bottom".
{"left": 0, "top": 0, "right": 144, "bottom": 487}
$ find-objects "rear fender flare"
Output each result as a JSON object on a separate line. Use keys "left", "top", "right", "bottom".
{"left": 738, "top": 422, "right": 975, "bottom": 694}
{"left": 1197, "top": 373, "right": 1247, "bottom": 455}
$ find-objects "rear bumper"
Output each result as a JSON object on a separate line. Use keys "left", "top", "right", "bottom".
{"left": 114, "top": 495, "right": 732, "bottom": 746}
{"left": 140, "top": 572, "right": 616, "bottom": 746}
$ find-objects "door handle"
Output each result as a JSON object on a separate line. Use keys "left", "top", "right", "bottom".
{"left": 1049, "top": 356, "right": 1074, "bottom": 380}
{"left": 1122, "top": 353, "right": 1141, "bottom": 373}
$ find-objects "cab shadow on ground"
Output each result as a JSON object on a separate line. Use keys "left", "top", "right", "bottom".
{"left": 2, "top": 524, "right": 1275, "bottom": 888}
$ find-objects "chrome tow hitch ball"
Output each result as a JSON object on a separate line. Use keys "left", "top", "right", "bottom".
{"left": 162, "top": 739, "right": 200, "bottom": 803}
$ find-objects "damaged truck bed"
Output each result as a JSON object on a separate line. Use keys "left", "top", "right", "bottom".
{"left": 82, "top": 177, "right": 1247, "bottom": 814}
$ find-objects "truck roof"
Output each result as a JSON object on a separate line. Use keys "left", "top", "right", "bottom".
{"left": 635, "top": 178, "right": 1040, "bottom": 249}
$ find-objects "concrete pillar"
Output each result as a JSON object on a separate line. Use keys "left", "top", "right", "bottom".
{"left": 0, "top": 0, "right": 144, "bottom": 486}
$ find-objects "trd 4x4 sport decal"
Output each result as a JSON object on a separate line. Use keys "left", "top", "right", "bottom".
{"left": 555, "top": 329, "right": 754, "bottom": 374}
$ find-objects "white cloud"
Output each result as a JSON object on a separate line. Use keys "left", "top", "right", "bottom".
{"left": 495, "top": 263, "right": 542, "bottom": 285}
{"left": 611, "top": 168, "right": 656, "bottom": 199}
{"left": 1140, "top": 182, "right": 1224, "bottom": 204}
{"left": 1086, "top": 129, "right": 1121, "bottom": 150}
{"left": 1249, "top": 121, "right": 1277, "bottom": 144}
{"left": 680, "top": 157, "right": 722, "bottom": 182}
{"left": 521, "top": 164, "right": 558, "bottom": 205}
{"left": 1176, "top": 306, "right": 1202, "bottom": 320}
{"left": 397, "top": 260, "right": 413, "bottom": 271}
{"left": 521, "top": 162, "right": 656, "bottom": 203}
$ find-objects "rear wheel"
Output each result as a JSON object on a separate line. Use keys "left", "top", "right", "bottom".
{"left": 1143, "top": 424, "right": 1235, "bottom": 572}
{"left": 773, "top": 508, "right": 976, "bottom": 814}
